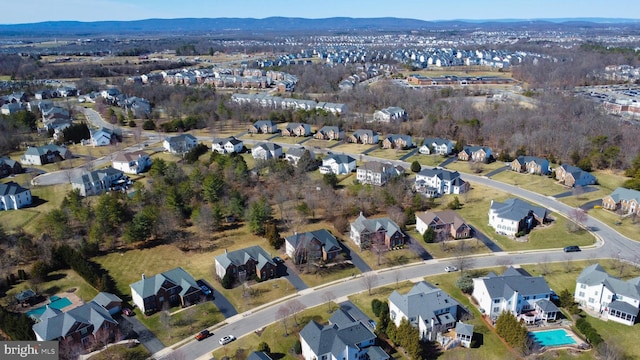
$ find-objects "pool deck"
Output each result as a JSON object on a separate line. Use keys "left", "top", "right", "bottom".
{"left": 529, "top": 326, "right": 589, "bottom": 352}
{"left": 18, "top": 291, "right": 85, "bottom": 316}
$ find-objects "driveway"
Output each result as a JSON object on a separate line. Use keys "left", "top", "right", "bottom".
{"left": 118, "top": 314, "right": 165, "bottom": 354}
{"left": 341, "top": 243, "right": 372, "bottom": 273}
{"left": 278, "top": 261, "right": 308, "bottom": 291}
{"left": 399, "top": 148, "right": 419, "bottom": 161}
{"left": 438, "top": 156, "right": 457, "bottom": 168}
{"left": 553, "top": 186, "right": 598, "bottom": 198}
{"left": 580, "top": 199, "right": 603, "bottom": 211}
{"left": 470, "top": 225, "right": 503, "bottom": 252}
{"left": 405, "top": 234, "right": 432, "bottom": 260}
{"left": 211, "top": 289, "right": 238, "bottom": 319}
{"left": 484, "top": 165, "right": 509, "bottom": 178}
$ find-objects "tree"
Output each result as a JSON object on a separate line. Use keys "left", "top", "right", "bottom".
{"left": 247, "top": 197, "right": 273, "bottom": 236}
{"left": 323, "top": 173, "right": 338, "bottom": 189}
{"left": 322, "top": 291, "right": 335, "bottom": 313}
{"left": 265, "top": 223, "right": 283, "bottom": 249}
{"left": 276, "top": 305, "right": 291, "bottom": 336}
{"left": 256, "top": 342, "right": 271, "bottom": 355}
{"left": 455, "top": 273, "right": 474, "bottom": 294}
{"left": 287, "top": 299, "right": 305, "bottom": 326}
{"left": 221, "top": 272, "right": 234, "bottom": 289}
{"left": 124, "top": 210, "right": 155, "bottom": 243}
{"left": 410, "top": 160, "right": 421, "bottom": 173}
{"left": 568, "top": 207, "right": 588, "bottom": 232}
{"left": 447, "top": 196, "right": 462, "bottom": 210}
{"left": 422, "top": 227, "right": 436, "bottom": 243}
{"left": 361, "top": 272, "right": 378, "bottom": 296}
{"left": 495, "top": 311, "right": 529, "bottom": 354}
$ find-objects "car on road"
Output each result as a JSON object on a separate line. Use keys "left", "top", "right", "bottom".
{"left": 195, "top": 330, "right": 210, "bottom": 341}
{"left": 444, "top": 265, "right": 458, "bottom": 272}
{"left": 563, "top": 245, "right": 581, "bottom": 252}
{"left": 219, "top": 335, "right": 236, "bottom": 345}
{"left": 122, "top": 308, "right": 134, "bottom": 316}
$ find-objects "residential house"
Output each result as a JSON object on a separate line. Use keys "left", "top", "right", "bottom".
{"left": 252, "top": 142, "right": 283, "bottom": 160}
{"left": 414, "top": 168, "right": 468, "bottom": 197}
{"left": 319, "top": 154, "right": 356, "bottom": 175}
{"left": 555, "top": 164, "right": 596, "bottom": 187}
{"left": 284, "top": 229, "right": 342, "bottom": 265}
{"left": 472, "top": 267, "right": 558, "bottom": 322}
{"left": 248, "top": 120, "right": 278, "bottom": 134}
{"left": 510, "top": 156, "right": 550, "bottom": 175}
{"left": 388, "top": 281, "right": 465, "bottom": 342}
{"left": 314, "top": 126, "right": 344, "bottom": 140}
{"left": 348, "top": 129, "right": 379, "bottom": 144}
{"left": 21, "top": 144, "right": 72, "bottom": 166}
{"left": 300, "top": 307, "right": 389, "bottom": 360}
{"left": 488, "top": 198, "right": 549, "bottom": 236}
{"left": 458, "top": 145, "right": 492, "bottom": 163}
{"left": 130, "top": 267, "right": 204, "bottom": 314}
{"left": 214, "top": 246, "right": 277, "bottom": 285}
{"left": 92, "top": 292, "right": 123, "bottom": 316}
{"left": 602, "top": 187, "right": 640, "bottom": 216}
{"left": 349, "top": 212, "right": 405, "bottom": 250}
{"left": 455, "top": 322, "right": 474, "bottom": 348}
{"left": 248, "top": 352, "right": 273, "bottom": 360}
{"left": 89, "top": 127, "right": 115, "bottom": 147}
{"left": 282, "top": 122, "right": 311, "bottom": 137}
{"left": 32, "top": 299, "right": 118, "bottom": 347}
{"left": 112, "top": 150, "right": 152, "bottom": 174}
{"left": 382, "top": 134, "right": 413, "bottom": 149}
{"left": 0, "top": 181, "right": 32, "bottom": 210}
{"left": 1, "top": 102, "right": 23, "bottom": 115}
{"left": 356, "top": 161, "right": 403, "bottom": 186}
{"left": 71, "top": 167, "right": 124, "bottom": 197}
{"left": 163, "top": 134, "right": 198, "bottom": 154}
{"left": 373, "top": 106, "right": 407, "bottom": 123}
{"left": 575, "top": 263, "right": 640, "bottom": 326}
{"left": 212, "top": 136, "right": 244, "bottom": 154}
{"left": 0, "top": 157, "right": 23, "bottom": 177}
{"left": 419, "top": 137, "right": 454, "bottom": 155}
{"left": 415, "top": 210, "right": 473, "bottom": 241}
{"left": 285, "top": 147, "right": 314, "bottom": 166}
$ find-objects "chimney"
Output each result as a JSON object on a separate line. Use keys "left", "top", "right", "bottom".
{"left": 225, "top": 248, "right": 228, "bottom": 254}
{"left": 141, "top": 273, "right": 145, "bottom": 280}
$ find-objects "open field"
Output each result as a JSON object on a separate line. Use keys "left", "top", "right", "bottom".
{"left": 408, "top": 154, "right": 447, "bottom": 167}
{"left": 301, "top": 139, "right": 338, "bottom": 149}
{"left": 240, "top": 133, "right": 275, "bottom": 141}
{"left": 444, "top": 159, "right": 508, "bottom": 175}
{"left": 218, "top": 278, "right": 296, "bottom": 314}
{"left": 330, "top": 142, "right": 376, "bottom": 155}
{"left": 273, "top": 135, "right": 309, "bottom": 144}
{"left": 490, "top": 171, "right": 567, "bottom": 196}
{"left": 366, "top": 148, "right": 413, "bottom": 161}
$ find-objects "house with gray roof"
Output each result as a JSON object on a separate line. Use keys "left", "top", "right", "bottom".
{"left": 21, "top": 144, "right": 72, "bottom": 166}
{"left": 248, "top": 120, "right": 278, "bottom": 134}
{"left": 373, "top": 106, "right": 407, "bottom": 123}
{"left": 0, "top": 157, "right": 22, "bottom": 178}
{"left": 0, "top": 181, "right": 32, "bottom": 210}
{"left": 349, "top": 212, "right": 405, "bottom": 250}
{"left": 388, "top": 281, "right": 466, "bottom": 342}
{"left": 71, "top": 167, "right": 124, "bottom": 197}
{"left": 348, "top": 129, "right": 379, "bottom": 144}
{"left": 320, "top": 154, "right": 356, "bottom": 175}
{"left": 285, "top": 147, "right": 314, "bottom": 166}
{"left": 510, "top": 156, "right": 550, "bottom": 175}
{"left": 163, "top": 134, "right": 198, "bottom": 154}
{"left": 252, "top": 142, "right": 282, "bottom": 160}
{"left": 455, "top": 322, "right": 474, "bottom": 348}
{"left": 282, "top": 122, "right": 312, "bottom": 137}
{"left": 414, "top": 168, "right": 468, "bottom": 197}
{"left": 112, "top": 150, "right": 151, "bottom": 174}
{"left": 575, "top": 263, "right": 640, "bottom": 326}
{"left": 472, "top": 267, "right": 556, "bottom": 322}
{"left": 382, "top": 134, "right": 413, "bottom": 149}
{"left": 90, "top": 127, "right": 115, "bottom": 147}
{"left": 212, "top": 136, "right": 243, "bottom": 154}
{"left": 602, "top": 187, "right": 640, "bottom": 216}
{"left": 285, "top": 229, "right": 342, "bottom": 265}
{"left": 300, "top": 307, "right": 388, "bottom": 360}
{"left": 247, "top": 352, "right": 273, "bottom": 360}
{"left": 129, "top": 267, "right": 203, "bottom": 315}
{"left": 488, "top": 198, "right": 549, "bottom": 237}
{"left": 458, "top": 145, "right": 492, "bottom": 163}
{"left": 419, "top": 137, "right": 454, "bottom": 155}
{"left": 92, "top": 292, "right": 123, "bottom": 316}
{"left": 555, "top": 164, "right": 596, "bottom": 187}
{"left": 32, "top": 297, "right": 118, "bottom": 348}
{"left": 356, "top": 160, "right": 403, "bottom": 186}
{"left": 214, "top": 246, "right": 277, "bottom": 286}
{"left": 314, "top": 125, "right": 344, "bottom": 140}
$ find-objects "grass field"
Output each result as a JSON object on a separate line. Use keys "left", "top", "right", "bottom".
{"left": 240, "top": 133, "right": 274, "bottom": 141}
{"left": 217, "top": 278, "right": 296, "bottom": 314}
{"left": 490, "top": 171, "right": 567, "bottom": 196}
{"left": 0, "top": 183, "right": 70, "bottom": 232}
{"left": 331, "top": 143, "right": 376, "bottom": 155}
{"left": 586, "top": 208, "right": 640, "bottom": 241}
{"left": 273, "top": 135, "right": 309, "bottom": 144}
{"left": 88, "top": 343, "right": 150, "bottom": 360}
{"left": 366, "top": 148, "right": 413, "bottom": 161}
{"left": 409, "top": 154, "right": 449, "bottom": 168}
{"left": 406, "top": 228, "right": 493, "bottom": 259}
{"left": 444, "top": 160, "right": 508, "bottom": 176}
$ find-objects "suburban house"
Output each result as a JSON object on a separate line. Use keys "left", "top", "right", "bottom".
{"left": 89, "top": 127, "right": 115, "bottom": 147}
{"left": 356, "top": 160, "right": 404, "bottom": 186}
{"left": 129, "top": 267, "right": 204, "bottom": 315}
{"left": 248, "top": 120, "right": 278, "bottom": 134}
{"left": 419, "top": 137, "right": 454, "bottom": 155}
{"left": 575, "top": 263, "right": 640, "bottom": 326}
{"left": 472, "top": 267, "right": 558, "bottom": 322}
{"left": 415, "top": 210, "right": 473, "bottom": 241}
{"left": 282, "top": 122, "right": 311, "bottom": 137}
{"left": 285, "top": 147, "right": 314, "bottom": 166}
{"left": 32, "top": 298, "right": 119, "bottom": 347}
{"left": 455, "top": 322, "right": 474, "bottom": 348}
{"left": 555, "top": 164, "right": 596, "bottom": 187}
{"left": 0, "top": 157, "right": 23, "bottom": 177}
{"left": 163, "top": 134, "right": 198, "bottom": 154}
{"left": 212, "top": 136, "right": 244, "bottom": 154}
{"left": 319, "top": 154, "right": 356, "bottom": 175}
{"left": 382, "top": 134, "right": 413, "bottom": 149}
{"left": 349, "top": 212, "right": 405, "bottom": 250}
{"left": 91, "top": 292, "right": 123, "bottom": 316}
{"left": 414, "top": 168, "right": 469, "bottom": 198}
{"left": 300, "top": 307, "right": 389, "bottom": 360}
{"left": 488, "top": 198, "right": 549, "bottom": 236}
{"left": 71, "top": 167, "right": 124, "bottom": 197}
{"left": 388, "top": 281, "right": 465, "bottom": 342}
{"left": 21, "top": 144, "right": 72, "bottom": 166}
{"left": 348, "top": 129, "right": 379, "bottom": 144}
{"left": 214, "top": 246, "right": 277, "bottom": 285}
{"left": 458, "top": 145, "right": 492, "bottom": 163}
{"left": 0, "top": 181, "right": 32, "bottom": 210}
{"left": 373, "top": 106, "right": 407, "bottom": 123}
{"left": 314, "top": 125, "right": 344, "bottom": 140}
{"left": 248, "top": 352, "right": 273, "bottom": 360}
{"left": 510, "top": 156, "right": 550, "bottom": 175}
{"left": 284, "top": 229, "right": 342, "bottom": 265}
{"left": 252, "top": 142, "right": 283, "bottom": 160}
{"left": 602, "top": 187, "right": 640, "bottom": 216}
{"left": 111, "top": 150, "right": 152, "bottom": 174}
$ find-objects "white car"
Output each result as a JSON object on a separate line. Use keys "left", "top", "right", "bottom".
{"left": 219, "top": 335, "right": 236, "bottom": 345}
{"left": 444, "top": 265, "right": 458, "bottom": 272}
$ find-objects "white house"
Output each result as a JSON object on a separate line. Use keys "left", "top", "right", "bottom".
{"left": 575, "top": 263, "right": 640, "bottom": 326}
{"left": 0, "top": 181, "right": 32, "bottom": 210}
{"left": 71, "top": 167, "right": 124, "bottom": 197}
{"left": 419, "top": 137, "right": 454, "bottom": 155}
{"left": 90, "top": 127, "right": 115, "bottom": 146}
{"left": 212, "top": 136, "right": 244, "bottom": 154}
{"left": 163, "top": 134, "right": 198, "bottom": 154}
{"left": 414, "top": 168, "right": 468, "bottom": 197}
{"left": 356, "top": 161, "right": 403, "bottom": 186}
{"left": 285, "top": 147, "right": 314, "bottom": 166}
{"left": 488, "top": 198, "right": 549, "bottom": 236}
{"left": 319, "top": 154, "right": 356, "bottom": 175}
{"left": 112, "top": 150, "right": 152, "bottom": 174}
{"left": 251, "top": 142, "right": 282, "bottom": 160}
{"left": 373, "top": 106, "right": 407, "bottom": 123}
{"left": 472, "top": 267, "right": 558, "bottom": 322}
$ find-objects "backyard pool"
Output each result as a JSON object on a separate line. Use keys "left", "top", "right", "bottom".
{"left": 26, "top": 296, "right": 72, "bottom": 319}
{"left": 529, "top": 328, "right": 577, "bottom": 347}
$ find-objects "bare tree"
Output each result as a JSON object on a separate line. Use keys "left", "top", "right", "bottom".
{"left": 361, "top": 272, "right": 378, "bottom": 296}
{"left": 287, "top": 299, "right": 305, "bottom": 326}
{"left": 454, "top": 242, "right": 475, "bottom": 273}
{"left": 276, "top": 305, "right": 291, "bottom": 336}
{"left": 539, "top": 255, "right": 552, "bottom": 276}
{"left": 322, "top": 291, "right": 335, "bottom": 313}
{"left": 597, "top": 339, "right": 625, "bottom": 360}
{"left": 567, "top": 207, "right": 588, "bottom": 232}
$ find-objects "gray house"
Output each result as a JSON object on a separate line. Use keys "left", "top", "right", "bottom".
{"left": 214, "top": 246, "right": 277, "bottom": 284}
{"left": 129, "top": 267, "right": 203, "bottom": 314}
{"left": 71, "top": 167, "right": 124, "bottom": 197}
{"left": 488, "top": 198, "right": 549, "bottom": 237}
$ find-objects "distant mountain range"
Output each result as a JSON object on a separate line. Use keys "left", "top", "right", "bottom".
{"left": 1, "top": 17, "right": 639, "bottom": 37}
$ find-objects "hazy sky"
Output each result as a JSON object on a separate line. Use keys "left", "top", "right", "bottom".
{"left": 2, "top": 0, "right": 638, "bottom": 24}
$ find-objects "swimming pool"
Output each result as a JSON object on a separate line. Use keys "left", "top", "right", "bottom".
{"left": 26, "top": 296, "right": 72, "bottom": 319}
{"left": 529, "top": 329, "right": 576, "bottom": 347}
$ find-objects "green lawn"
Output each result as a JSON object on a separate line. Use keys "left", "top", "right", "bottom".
{"left": 490, "top": 170, "right": 567, "bottom": 196}
{"left": 587, "top": 208, "right": 640, "bottom": 241}
{"left": 216, "top": 278, "right": 297, "bottom": 314}
{"left": 239, "top": 133, "right": 274, "bottom": 141}
{"left": 331, "top": 143, "right": 376, "bottom": 155}
{"left": 408, "top": 154, "right": 449, "bottom": 168}
{"left": 302, "top": 139, "right": 338, "bottom": 149}
{"left": 406, "top": 228, "right": 493, "bottom": 259}
{"left": 274, "top": 136, "right": 308, "bottom": 144}
{"left": 366, "top": 148, "right": 413, "bottom": 161}
{"left": 444, "top": 160, "right": 507, "bottom": 176}
{"left": 0, "top": 183, "right": 70, "bottom": 232}
{"left": 88, "top": 343, "right": 150, "bottom": 360}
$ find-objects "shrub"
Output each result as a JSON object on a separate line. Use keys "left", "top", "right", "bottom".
{"left": 371, "top": 299, "right": 383, "bottom": 317}
{"left": 142, "top": 119, "right": 156, "bottom": 130}
{"left": 456, "top": 274, "right": 474, "bottom": 294}
{"left": 293, "top": 340, "right": 302, "bottom": 354}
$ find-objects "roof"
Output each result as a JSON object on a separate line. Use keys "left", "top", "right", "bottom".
{"left": 416, "top": 210, "right": 467, "bottom": 230}
{"left": 389, "top": 281, "right": 461, "bottom": 326}
{"left": 365, "top": 346, "right": 390, "bottom": 360}
{"left": 490, "top": 198, "right": 548, "bottom": 222}
{"left": 475, "top": 266, "right": 552, "bottom": 300}
{"left": 422, "top": 137, "right": 452, "bottom": 147}
{"left": 0, "top": 181, "right": 30, "bottom": 196}
{"left": 285, "top": 229, "right": 341, "bottom": 252}
{"left": 513, "top": 156, "right": 548, "bottom": 166}
{"left": 535, "top": 298, "right": 559, "bottom": 313}
{"left": 0, "top": 157, "right": 20, "bottom": 167}
{"left": 318, "top": 125, "right": 341, "bottom": 133}
{"left": 165, "top": 134, "right": 197, "bottom": 144}
{"left": 215, "top": 245, "right": 275, "bottom": 271}
{"left": 253, "top": 120, "right": 276, "bottom": 127}
{"left": 130, "top": 267, "right": 200, "bottom": 299}
{"left": 416, "top": 168, "right": 461, "bottom": 181}
{"left": 24, "top": 144, "right": 69, "bottom": 156}
{"left": 607, "top": 187, "right": 640, "bottom": 203}
{"left": 286, "top": 147, "right": 307, "bottom": 158}
{"left": 247, "top": 352, "right": 273, "bottom": 360}
{"left": 32, "top": 301, "right": 118, "bottom": 341}
{"left": 92, "top": 292, "right": 122, "bottom": 308}
{"left": 324, "top": 154, "right": 355, "bottom": 164}
{"left": 351, "top": 212, "right": 403, "bottom": 237}
{"left": 112, "top": 150, "right": 149, "bottom": 163}
{"left": 359, "top": 160, "right": 396, "bottom": 173}
{"left": 15, "top": 289, "right": 36, "bottom": 302}
{"left": 254, "top": 142, "right": 282, "bottom": 152}
{"left": 455, "top": 322, "right": 474, "bottom": 337}
{"left": 577, "top": 263, "right": 640, "bottom": 301}
{"left": 385, "top": 134, "right": 412, "bottom": 143}
{"left": 352, "top": 129, "right": 378, "bottom": 138}
{"left": 461, "top": 145, "right": 491, "bottom": 155}
{"left": 300, "top": 310, "right": 378, "bottom": 358}
{"left": 608, "top": 300, "right": 640, "bottom": 316}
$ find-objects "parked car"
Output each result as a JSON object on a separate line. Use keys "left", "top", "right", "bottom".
{"left": 273, "top": 256, "right": 284, "bottom": 264}
{"left": 563, "top": 245, "right": 581, "bottom": 252}
{"left": 444, "top": 265, "right": 458, "bottom": 272}
{"left": 219, "top": 335, "right": 236, "bottom": 345}
{"left": 200, "top": 285, "right": 212, "bottom": 296}
{"left": 195, "top": 330, "right": 210, "bottom": 341}
{"left": 122, "top": 308, "right": 134, "bottom": 316}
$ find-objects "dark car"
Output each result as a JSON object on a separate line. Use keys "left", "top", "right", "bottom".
{"left": 195, "top": 330, "right": 210, "bottom": 341}
{"left": 200, "top": 285, "right": 212, "bottom": 296}
{"left": 273, "top": 256, "right": 284, "bottom": 264}
{"left": 564, "top": 245, "right": 581, "bottom": 252}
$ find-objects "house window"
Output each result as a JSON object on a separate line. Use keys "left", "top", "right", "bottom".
{"left": 493, "top": 307, "right": 500, "bottom": 313}
{"left": 580, "top": 284, "right": 586, "bottom": 289}
{"left": 493, "top": 299, "right": 500, "bottom": 304}
{"left": 578, "top": 291, "right": 585, "bottom": 297}
{"left": 588, "top": 298, "right": 594, "bottom": 303}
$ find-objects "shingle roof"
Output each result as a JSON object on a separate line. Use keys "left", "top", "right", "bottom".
{"left": 477, "top": 267, "right": 552, "bottom": 300}
{"left": 112, "top": 150, "right": 149, "bottom": 163}
{"left": 422, "top": 137, "right": 451, "bottom": 147}
{"left": 215, "top": 246, "right": 275, "bottom": 272}
{"left": 416, "top": 168, "right": 461, "bottom": 181}
{"left": 91, "top": 292, "right": 122, "bottom": 308}
{"left": 285, "top": 229, "right": 341, "bottom": 252}
{"left": 455, "top": 322, "right": 474, "bottom": 337}
{"left": 247, "top": 352, "right": 273, "bottom": 360}
{"left": 490, "top": 198, "right": 548, "bottom": 222}
{"left": 416, "top": 210, "right": 467, "bottom": 230}
{"left": 32, "top": 301, "right": 117, "bottom": 341}
{"left": 351, "top": 212, "right": 402, "bottom": 237}
{"left": 608, "top": 187, "right": 640, "bottom": 203}
{"left": 129, "top": 267, "right": 199, "bottom": 299}
{"left": 577, "top": 263, "right": 640, "bottom": 301}
{"left": 324, "top": 154, "right": 355, "bottom": 164}
{"left": 535, "top": 298, "right": 559, "bottom": 313}
{"left": 0, "top": 181, "right": 29, "bottom": 196}
{"left": 389, "top": 281, "right": 461, "bottom": 326}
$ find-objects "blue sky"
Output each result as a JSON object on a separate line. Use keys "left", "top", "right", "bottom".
{"left": 2, "top": 0, "right": 638, "bottom": 25}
